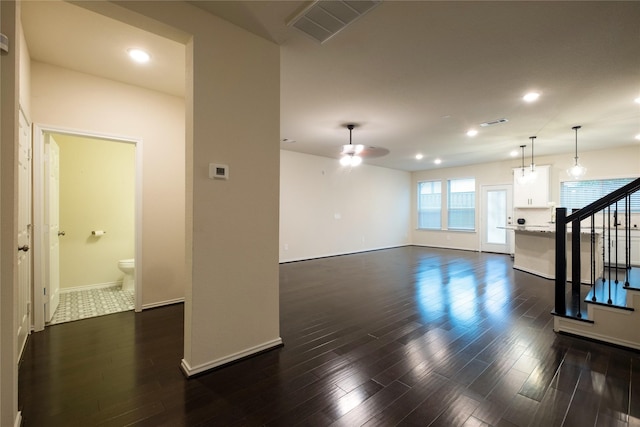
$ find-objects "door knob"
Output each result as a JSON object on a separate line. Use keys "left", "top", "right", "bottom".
{"left": 18, "top": 245, "right": 30, "bottom": 252}
{"left": 58, "top": 231, "right": 66, "bottom": 236}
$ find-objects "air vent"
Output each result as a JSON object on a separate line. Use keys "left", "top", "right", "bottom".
{"left": 288, "top": 0, "right": 382, "bottom": 44}
{"left": 480, "top": 118, "right": 509, "bottom": 127}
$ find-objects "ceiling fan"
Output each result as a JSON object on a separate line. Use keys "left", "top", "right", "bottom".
{"left": 339, "top": 124, "right": 389, "bottom": 166}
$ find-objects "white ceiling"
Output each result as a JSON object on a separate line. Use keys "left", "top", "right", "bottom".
{"left": 21, "top": 1, "right": 640, "bottom": 172}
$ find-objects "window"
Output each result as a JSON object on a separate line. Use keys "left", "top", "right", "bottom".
{"left": 561, "top": 178, "right": 640, "bottom": 212}
{"left": 418, "top": 180, "right": 441, "bottom": 229}
{"left": 448, "top": 178, "right": 475, "bottom": 230}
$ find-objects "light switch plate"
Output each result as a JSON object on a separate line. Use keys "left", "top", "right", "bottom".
{"left": 209, "top": 163, "right": 229, "bottom": 180}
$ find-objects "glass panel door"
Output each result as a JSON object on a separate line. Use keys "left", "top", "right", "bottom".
{"left": 481, "top": 185, "right": 513, "bottom": 254}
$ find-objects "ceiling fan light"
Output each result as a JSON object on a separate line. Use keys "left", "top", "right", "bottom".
{"left": 339, "top": 154, "right": 362, "bottom": 167}
{"left": 341, "top": 143, "right": 364, "bottom": 155}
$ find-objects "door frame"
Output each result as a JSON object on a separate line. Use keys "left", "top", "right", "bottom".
{"left": 32, "top": 124, "right": 143, "bottom": 331}
{"left": 479, "top": 184, "right": 513, "bottom": 254}
{"left": 17, "top": 106, "right": 32, "bottom": 360}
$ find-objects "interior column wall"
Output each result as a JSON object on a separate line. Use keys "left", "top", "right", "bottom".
{"left": 81, "top": 1, "right": 282, "bottom": 375}
{"left": 0, "top": 1, "right": 20, "bottom": 425}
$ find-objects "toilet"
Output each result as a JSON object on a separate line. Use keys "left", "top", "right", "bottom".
{"left": 117, "top": 259, "right": 135, "bottom": 292}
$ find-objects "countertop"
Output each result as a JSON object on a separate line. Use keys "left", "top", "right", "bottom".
{"left": 504, "top": 224, "right": 640, "bottom": 235}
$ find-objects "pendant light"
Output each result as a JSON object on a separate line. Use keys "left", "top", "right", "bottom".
{"left": 339, "top": 124, "right": 363, "bottom": 166}
{"left": 516, "top": 144, "right": 530, "bottom": 185}
{"left": 528, "top": 136, "right": 538, "bottom": 183}
{"left": 567, "top": 125, "right": 587, "bottom": 179}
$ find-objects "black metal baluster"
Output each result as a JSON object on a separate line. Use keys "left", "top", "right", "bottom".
{"left": 615, "top": 203, "right": 619, "bottom": 284}
{"left": 602, "top": 209, "right": 606, "bottom": 290}
{"left": 626, "top": 193, "right": 631, "bottom": 286}
{"left": 572, "top": 216, "right": 581, "bottom": 318}
{"left": 591, "top": 214, "right": 596, "bottom": 301}
{"left": 608, "top": 205, "right": 612, "bottom": 304}
{"left": 555, "top": 208, "right": 567, "bottom": 315}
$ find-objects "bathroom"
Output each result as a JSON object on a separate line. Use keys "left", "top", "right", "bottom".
{"left": 48, "top": 132, "right": 136, "bottom": 324}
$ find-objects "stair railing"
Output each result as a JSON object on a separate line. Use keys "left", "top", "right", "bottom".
{"left": 554, "top": 177, "right": 640, "bottom": 317}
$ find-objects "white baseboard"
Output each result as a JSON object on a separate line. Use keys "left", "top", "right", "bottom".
{"left": 181, "top": 337, "right": 283, "bottom": 377}
{"left": 15, "top": 411, "right": 22, "bottom": 427}
{"left": 142, "top": 297, "right": 184, "bottom": 310}
{"left": 513, "top": 265, "right": 554, "bottom": 280}
{"left": 412, "top": 243, "right": 479, "bottom": 253}
{"left": 555, "top": 318, "right": 640, "bottom": 351}
{"left": 280, "top": 244, "right": 410, "bottom": 264}
{"left": 60, "top": 281, "right": 121, "bottom": 293}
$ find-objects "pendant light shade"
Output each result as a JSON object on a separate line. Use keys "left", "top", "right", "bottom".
{"left": 516, "top": 144, "right": 531, "bottom": 185}
{"left": 528, "top": 136, "right": 538, "bottom": 183}
{"left": 567, "top": 125, "right": 587, "bottom": 179}
{"left": 340, "top": 124, "right": 363, "bottom": 167}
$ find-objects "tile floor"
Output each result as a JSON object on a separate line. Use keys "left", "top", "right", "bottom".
{"left": 48, "top": 285, "right": 134, "bottom": 325}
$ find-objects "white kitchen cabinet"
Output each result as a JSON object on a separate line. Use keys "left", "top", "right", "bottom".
{"left": 603, "top": 228, "right": 640, "bottom": 267}
{"left": 513, "top": 165, "right": 550, "bottom": 208}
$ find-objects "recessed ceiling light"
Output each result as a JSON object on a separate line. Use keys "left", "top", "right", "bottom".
{"left": 510, "top": 150, "right": 519, "bottom": 157}
{"left": 128, "top": 48, "right": 150, "bottom": 63}
{"left": 635, "top": 97, "right": 640, "bottom": 104}
{"left": 523, "top": 92, "right": 540, "bottom": 102}
{"left": 434, "top": 158, "right": 442, "bottom": 165}
{"left": 635, "top": 134, "right": 640, "bottom": 141}
{"left": 466, "top": 129, "right": 478, "bottom": 137}
{"left": 415, "top": 153, "right": 424, "bottom": 160}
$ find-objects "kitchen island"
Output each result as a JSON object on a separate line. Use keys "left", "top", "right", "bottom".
{"left": 512, "top": 225, "right": 603, "bottom": 284}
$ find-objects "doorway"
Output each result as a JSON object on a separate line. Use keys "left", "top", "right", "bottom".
{"left": 480, "top": 184, "right": 513, "bottom": 254}
{"left": 33, "top": 126, "right": 143, "bottom": 331}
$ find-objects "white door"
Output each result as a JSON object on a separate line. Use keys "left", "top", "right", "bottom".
{"left": 44, "top": 135, "right": 61, "bottom": 322}
{"left": 17, "top": 109, "right": 32, "bottom": 358}
{"left": 481, "top": 185, "right": 513, "bottom": 254}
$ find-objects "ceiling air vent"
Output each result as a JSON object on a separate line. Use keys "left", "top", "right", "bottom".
{"left": 480, "top": 118, "right": 509, "bottom": 127}
{"left": 288, "top": 0, "right": 382, "bottom": 44}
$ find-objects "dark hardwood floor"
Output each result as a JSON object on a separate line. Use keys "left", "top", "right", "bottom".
{"left": 19, "top": 246, "right": 640, "bottom": 426}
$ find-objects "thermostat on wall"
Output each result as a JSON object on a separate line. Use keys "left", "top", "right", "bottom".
{"left": 209, "top": 163, "right": 229, "bottom": 180}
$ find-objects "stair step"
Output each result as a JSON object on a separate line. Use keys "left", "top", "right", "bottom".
{"left": 585, "top": 279, "right": 634, "bottom": 311}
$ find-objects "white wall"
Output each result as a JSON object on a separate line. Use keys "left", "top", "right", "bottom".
{"left": 55, "top": 134, "right": 135, "bottom": 290}
{"left": 280, "top": 150, "right": 411, "bottom": 262}
{"left": 411, "top": 145, "right": 640, "bottom": 251}
{"left": 30, "top": 61, "right": 185, "bottom": 307}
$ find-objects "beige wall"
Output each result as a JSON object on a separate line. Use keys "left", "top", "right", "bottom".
{"left": 280, "top": 150, "right": 411, "bottom": 262}
{"left": 1, "top": 1, "right": 20, "bottom": 425}
{"left": 411, "top": 145, "right": 640, "bottom": 251}
{"left": 18, "top": 22, "right": 30, "bottom": 120}
{"left": 55, "top": 134, "right": 135, "bottom": 289}
{"left": 30, "top": 61, "right": 185, "bottom": 307}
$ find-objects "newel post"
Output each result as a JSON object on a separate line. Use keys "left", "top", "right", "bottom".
{"left": 555, "top": 208, "right": 567, "bottom": 315}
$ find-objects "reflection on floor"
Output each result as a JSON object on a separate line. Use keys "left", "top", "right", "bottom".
{"left": 48, "top": 285, "right": 134, "bottom": 325}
